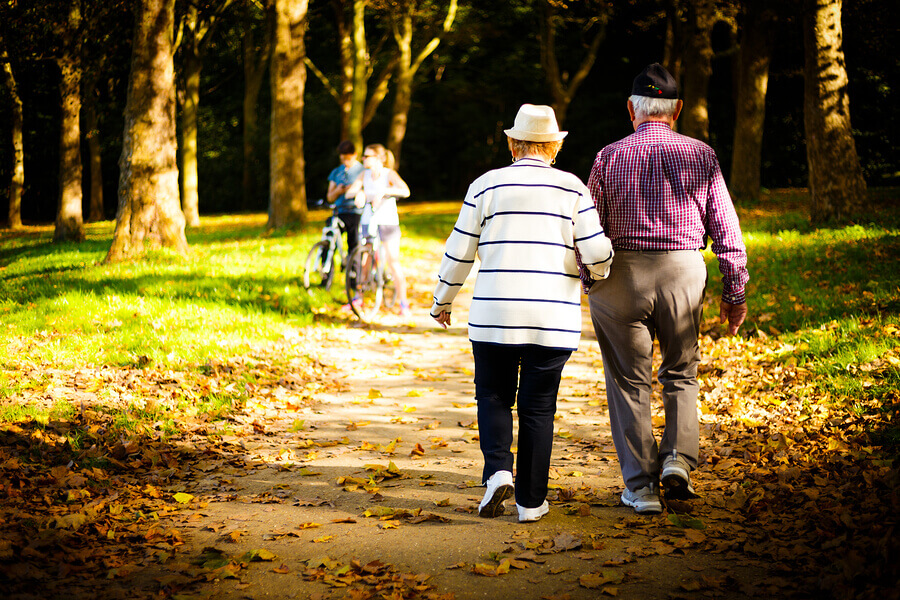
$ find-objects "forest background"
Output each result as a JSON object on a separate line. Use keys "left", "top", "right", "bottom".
{"left": 0, "top": 0, "right": 897, "bottom": 230}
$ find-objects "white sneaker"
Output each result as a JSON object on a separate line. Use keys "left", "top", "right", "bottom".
{"left": 621, "top": 485, "right": 662, "bottom": 514}
{"left": 478, "top": 471, "right": 514, "bottom": 518}
{"left": 661, "top": 453, "right": 698, "bottom": 499}
{"left": 516, "top": 500, "right": 549, "bottom": 523}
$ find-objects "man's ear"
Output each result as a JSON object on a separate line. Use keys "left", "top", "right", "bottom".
{"left": 672, "top": 99, "right": 684, "bottom": 122}
{"left": 627, "top": 99, "right": 636, "bottom": 122}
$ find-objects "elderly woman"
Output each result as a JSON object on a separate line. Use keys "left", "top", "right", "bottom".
{"left": 431, "top": 104, "right": 614, "bottom": 522}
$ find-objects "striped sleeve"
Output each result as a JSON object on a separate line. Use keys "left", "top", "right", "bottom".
{"left": 572, "top": 186, "right": 613, "bottom": 281}
{"left": 430, "top": 183, "right": 483, "bottom": 317}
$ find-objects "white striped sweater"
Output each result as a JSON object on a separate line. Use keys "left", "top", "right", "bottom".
{"left": 430, "top": 158, "right": 614, "bottom": 350}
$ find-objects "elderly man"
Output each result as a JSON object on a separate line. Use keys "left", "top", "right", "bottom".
{"left": 583, "top": 63, "right": 749, "bottom": 514}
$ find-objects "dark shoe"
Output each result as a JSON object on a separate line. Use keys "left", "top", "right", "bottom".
{"left": 478, "top": 471, "right": 514, "bottom": 518}
{"left": 661, "top": 453, "right": 698, "bottom": 499}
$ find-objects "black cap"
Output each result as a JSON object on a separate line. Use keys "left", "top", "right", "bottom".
{"left": 631, "top": 63, "right": 678, "bottom": 99}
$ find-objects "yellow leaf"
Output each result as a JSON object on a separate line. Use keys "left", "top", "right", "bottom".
{"left": 406, "top": 389, "right": 424, "bottom": 397}
{"left": 368, "top": 389, "right": 383, "bottom": 399}
{"left": 173, "top": 493, "right": 194, "bottom": 504}
{"left": 55, "top": 513, "right": 88, "bottom": 530}
{"left": 312, "top": 535, "right": 333, "bottom": 543}
{"left": 403, "top": 404, "right": 417, "bottom": 413}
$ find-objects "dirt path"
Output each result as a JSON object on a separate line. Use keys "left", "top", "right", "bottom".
{"left": 160, "top": 249, "right": 783, "bottom": 600}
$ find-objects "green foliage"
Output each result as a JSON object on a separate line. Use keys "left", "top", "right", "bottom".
{"left": 1, "top": 192, "right": 898, "bottom": 447}
{"left": 0, "top": 216, "right": 323, "bottom": 370}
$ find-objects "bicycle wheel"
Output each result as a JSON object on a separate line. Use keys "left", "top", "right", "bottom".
{"left": 345, "top": 245, "right": 383, "bottom": 321}
{"left": 304, "top": 241, "right": 337, "bottom": 290}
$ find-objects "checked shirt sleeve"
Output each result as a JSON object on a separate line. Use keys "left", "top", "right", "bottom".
{"left": 430, "top": 183, "right": 483, "bottom": 318}
{"left": 706, "top": 158, "right": 749, "bottom": 304}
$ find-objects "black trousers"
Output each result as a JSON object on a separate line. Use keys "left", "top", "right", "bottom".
{"left": 338, "top": 212, "right": 362, "bottom": 256}
{"left": 472, "top": 342, "right": 571, "bottom": 508}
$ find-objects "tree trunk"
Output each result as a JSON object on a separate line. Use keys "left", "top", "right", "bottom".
{"left": 242, "top": 0, "right": 273, "bottom": 212}
{"left": 268, "top": 0, "right": 308, "bottom": 229}
{"left": 1, "top": 46, "right": 24, "bottom": 230}
{"left": 54, "top": 0, "right": 85, "bottom": 243}
{"left": 347, "top": 0, "right": 367, "bottom": 151}
{"left": 181, "top": 39, "right": 202, "bottom": 227}
{"left": 84, "top": 99, "right": 105, "bottom": 221}
{"left": 803, "top": 0, "right": 866, "bottom": 223}
{"left": 106, "top": 0, "right": 188, "bottom": 262}
{"left": 388, "top": 10, "right": 413, "bottom": 169}
{"left": 387, "top": 0, "right": 457, "bottom": 168}
{"left": 680, "top": 0, "right": 714, "bottom": 142}
{"left": 729, "top": 2, "right": 775, "bottom": 203}
{"left": 538, "top": 0, "right": 605, "bottom": 128}
{"left": 333, "top": 0, "right": 354, "bottom": 141}
{"left": 662, "top": 0, "right": 683, "bottom": 87}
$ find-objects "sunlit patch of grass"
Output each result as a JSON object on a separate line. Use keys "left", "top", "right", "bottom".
{"left": 197, "top": 393, "right": 242, "bottom": 421}
{"left": 0, "top": 401, "right": 44, "bottom": 424}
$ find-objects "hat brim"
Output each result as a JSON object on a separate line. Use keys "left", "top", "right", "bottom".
{"left": 504, "top": 128, "right": 568, "bottom": 142}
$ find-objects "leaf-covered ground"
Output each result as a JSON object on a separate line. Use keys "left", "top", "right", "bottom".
{"left": 1, "top": 251, "right": 897, "bottom": 600}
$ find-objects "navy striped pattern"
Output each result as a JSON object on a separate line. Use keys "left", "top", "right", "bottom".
{"left": 431, "top": 158, "right": 613, "bottom": 350}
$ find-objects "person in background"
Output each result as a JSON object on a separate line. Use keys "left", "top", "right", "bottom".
{"left": 346, "top": 143, "right": 412, "bottom": 316}
{"left": 326, "top": 140, "right": 365, "bottom": 257}
{"left": 582, "top": 63, "right": 749, "bottom": 515}
{"left": 431, "top": 104, "right": 614, "bottom": 523}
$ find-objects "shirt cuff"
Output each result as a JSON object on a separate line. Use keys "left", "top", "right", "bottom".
{"left": 722, "top": 289, "right": 745, "bottom": 305}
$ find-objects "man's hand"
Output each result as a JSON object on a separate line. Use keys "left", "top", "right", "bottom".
{"left": 433, "top": 311, "right": 451, "bottom": 329}
{"left": 720, "top": 301, "right": 747, "bottom": 336}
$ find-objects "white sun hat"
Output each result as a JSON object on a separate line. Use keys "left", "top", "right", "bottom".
{"left": 504, "top": 104, "right": 567, "bottom": 142}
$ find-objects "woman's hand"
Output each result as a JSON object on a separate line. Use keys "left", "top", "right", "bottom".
{"left": 433, "top": 311, "right": 451, "bottom": 329}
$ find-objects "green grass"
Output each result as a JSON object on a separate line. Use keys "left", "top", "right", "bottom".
{"left": 2, "top": 193, "right": 898, "bottom": 448}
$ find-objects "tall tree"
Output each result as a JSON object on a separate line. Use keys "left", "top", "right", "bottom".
{"left": 729, "top": 0, "right": 775, "bottom": 203}
{"left": 662, "top": 0, "right": 684, "bottom": 86}
{"left": 106, "top": 0, "right": 188, "bottom": 262}
{"left": 1, "top": 40, "right": 24, "bottom": 230}
{"left": 679, "top": 0, "right": 714, "bottom": 142}
{"left": 386, "top": 0, "right": 457, "bottom": 168}
{"left": 307, "top": 0, "right": 397, "bottom": 148}
{"left": 178, "top": 0, "right": 234, "bottom": 227}
{"left": 268, "top": 0, "right": 309, "bottom": 229}
{"left": 54, "top": 0, "right": 85, "bottom": 242}
{"left": 241, "top": 0, "right": 274, "bottom": 212}
{"left": 538, "top": 0, "right": 609, "bottom": 128}
{"left": 802, "top": 0, "right": 866, "bottom": 223}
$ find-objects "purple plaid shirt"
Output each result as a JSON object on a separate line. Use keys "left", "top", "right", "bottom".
{"left": 579, "top": 121, "right": 748, "bottom": 304}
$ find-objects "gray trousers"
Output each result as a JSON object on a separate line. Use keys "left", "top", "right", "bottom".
{"left": 588, "top": 250, "right": 707, "bottom": 492}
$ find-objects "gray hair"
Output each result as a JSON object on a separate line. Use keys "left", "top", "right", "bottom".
{"left": 630, "top": 95, "right": 679, "bottom": 119}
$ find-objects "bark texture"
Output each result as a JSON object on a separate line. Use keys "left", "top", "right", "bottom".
{"left": 54, "top": 0, "right": 85, "bottom": 243}
{"left": 680, "top": 0, "right": 714, "bottom": 142}
{"left": 802, "top": 0, "right": 866, "bottom": 223}
{"left": 242, "top": 0, "right": 274, "bottom": 212}
{"left": 538, "top": 0, "right": 606, "bottom": 128}
{"left": 106, "top": 0, "right": 188, "bottom": 262}
{"left": 268, "top": 0, "right": 308, "bottom": 229}
{"left": 181, "top": 33, "right": 202, "bottom": 227}
{"left": 1, "top": 46, "right": 24, "bottom": 229}
{"left": 387, "top": 0, "right": 457, "bottom": 168}
{"left": 729, "top": 2, "right": 775, "bottom": 203}
{"left": 84, "top": 97, "right": 105, "bottom": 222}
